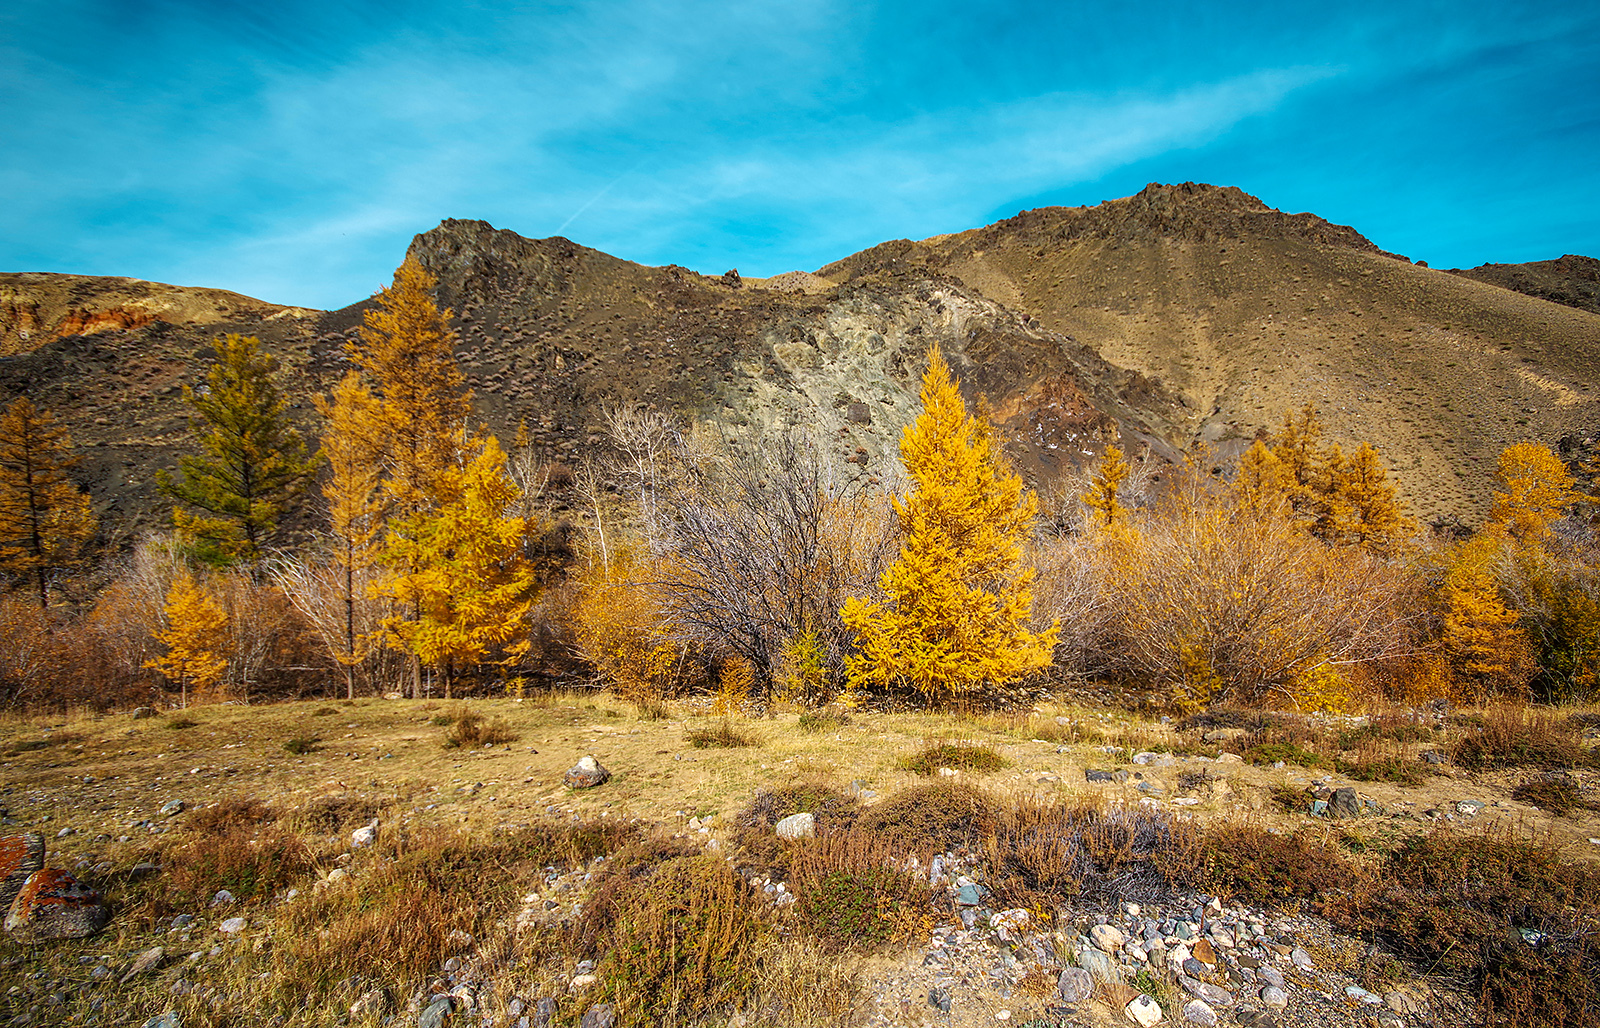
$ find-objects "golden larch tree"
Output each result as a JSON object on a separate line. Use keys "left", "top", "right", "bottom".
{"left": 1490, "top": 441, "right": 1577, "bottom": 542}
{"left": 1232, "top": 438, "right": 1292, "bottom": 517}
{"left": 1081, "top": 443, "right": 1130, "bottom": 528}
{"left": 841, "top": 345, "right": 1058, "bottom": 702}
{"left": 1442, "top": 565, "right": 1532, "bottom": 699}
{"left": 375, "top": 433, "right": 538, "bottom": 697}
{"left": 347, "top": 258, "right": 475, "bottom": 696}
{"left": 1332, "top": 442, "right": 1410, "bottom": 554}
{"left": 144, "top": 573, "right": 229, "bottom": 708}
{"left": 0, "top": 397, "right": 97, "bottom": 608}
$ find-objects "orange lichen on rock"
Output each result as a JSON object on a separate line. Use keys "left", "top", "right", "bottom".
{"left": 4, "top": 867, "right": 111, "bottom": 941}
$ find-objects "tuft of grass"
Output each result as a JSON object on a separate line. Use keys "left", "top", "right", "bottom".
{"left": 1336, "top": 753, "right": 1427, "bottom": 786}
{"left": 1453, "top": 704, "right": 1598, "bottom": 771}
{"left": 1511, "top": 774, "right": 1592, "bottom": 817}
{"left": 687, "top": 721, "right": 758, "bottom": 748}
{"left": 157, "top": 812, "right": 312, "bottom": 908}
{"left": 283, "top": 736, "right": 320, "bottom": 755}
{"left": 897, "top": 739, "right": 1006, "bottom": 776}
{"left": 166, "top": 716, "right": 200, "bottom": 729}
{"left": 442, "top": 709, "right": 519, "bottom": 749}
{"left": 1244, "top": 741, "right": 1328, "bottom": 768}
{"left": 188, "top": 798, "right": 278, "bottom": 835}
{"left": 2, "top": 730, "right": 84, "bottom": 755}
{"left": 311, "top": 706, "right": 338, "bottom": 717}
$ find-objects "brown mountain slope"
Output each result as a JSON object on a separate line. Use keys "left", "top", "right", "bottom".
{"left": 1445, "top": 254, "right": 1600, "bottom": 317}
{"left": 824, "top": 183, "right": 1600, "bottom": 525}
{"left": 2, "top": 184, "right": 1597, "bottom": 543}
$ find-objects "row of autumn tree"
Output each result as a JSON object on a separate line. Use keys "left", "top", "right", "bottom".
{"left": 1, "top": 258, "right": 1597, "bottom": 711}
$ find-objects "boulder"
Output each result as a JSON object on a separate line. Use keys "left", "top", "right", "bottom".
{"left": 774, "top": 812, "right": 815, "bottom": 839}
{"left": 5, "top": 868, "right": 111, "bottom": 941}
{"left": 564, "top": 755, "right": 610, "bottom": 789}
{"left": 1057, "top": 966, "right": 1093, "bottom": 1004}
{"left": 0, "top": 834, "right": 45, "bottom": 913}
{"left": 1090, "top": 923, "right": 1126, "bottom": 953}
{"left": 1126, "top": 994, "right": 1162, "bottom": 1028}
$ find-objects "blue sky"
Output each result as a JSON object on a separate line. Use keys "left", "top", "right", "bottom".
{"left": 3, "top": 1, "right": 1597, "bottom": 309}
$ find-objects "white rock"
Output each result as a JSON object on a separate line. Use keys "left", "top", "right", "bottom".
{"left": 1260, "top": 985, "right": 1287, "bottom": 1009}
{"left": 774, "top": 812, "right": 815, "bottom": 839}
{"left": 217, "top": 917, "right": 246, "bottom": 934}
{"left": 1182, "top": 999, "right": 1218, "bottom": 1025}
{"left": 1125, "top": 994, "right": 1162, "bottom": 1028}
{"left": 351, "top": 819, "right": 379, "bottom": 848}
{"left": 1290, "top": 946, "right": 1314, "bottom": 968}
{"left": 569, "top": 973, "right": 598, "bottom": 991}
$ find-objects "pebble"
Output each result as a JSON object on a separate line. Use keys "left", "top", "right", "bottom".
{"left": 1260, "top": 985, "right": 1288, "bottom": 1009}
{"left": 121, "top": 946, "right": 164, "bottom": 983}
{"left": 1125, "top": 994, "right": 1162, "bottom": 1027}
{"left": 1057, "top": 967, "right": 1092, "bottom": 1004}
{"left": 1345, "top": 984, "right": 1384, "bottom": 1005}
{"left": 1290, "top": 947, "right": 1314, "bottom": 968}
{"left": 217, "top": 917, "right": 246, "bottom": 934}
{"left": 1182, "top": 998, "right": 1218, "bottom": 1025}
{"left": 1178, "top": 974, "right": 1234, "bottom": 1007}
{"left": 158, "top": 800, "right": 184, "bottom": 817}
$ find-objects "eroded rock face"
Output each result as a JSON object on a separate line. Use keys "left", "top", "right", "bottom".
{"left": 0, "top": 834, "right": 45, "bottom": 914}
{"left": 4, "top": 868, "right": 111, "bottom": 941}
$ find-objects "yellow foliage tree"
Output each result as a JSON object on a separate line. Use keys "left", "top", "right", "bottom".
{"left": 0, "top": 397, "right": 97, "bottom": 608}
{"left": 841, "top": 345, "right": 1058, "bottom": 703}
{"left": 144, "top": 573, "right": 229, "bottom": 708}
{"left": 1331, "top": 442, "right": 1410, "bottom": 555}
{"left": 346, "top": 258, "right": 475, "bottom": 696}
{"left": 1081, "top": 444, "right": 1130, "bottom": 528}
{"left": 1442, "top": 564, "right": 1533, "bottom": 700}
{"left": 570, "top": 543, "right": 681, "bottom": 701}
{"left": 312, "top": 371, "right": 385, "bottom": 697}
{"left": 1232, "top": 438, "right": 1293, "bottom": 517}
{"left": 1490, "top": 441, "right": 1577, "bottom": 542}
{"left": 375, "top": 434, "right": 538, "bottom": 697}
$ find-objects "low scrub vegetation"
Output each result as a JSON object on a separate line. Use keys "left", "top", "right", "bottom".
{"left": 896, "top": 739, "right": 1006, "bottom": 775}
{"left": 441, "top": 707, "right": 519, "bottom": 748}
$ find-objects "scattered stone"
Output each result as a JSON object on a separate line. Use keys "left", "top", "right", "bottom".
{"left": 1259, "top": 985, "right": 1287, "bottom": 1009}
{"left": 1258, "top": 967, "right": 1285, "bottom": 988}
{"left": 1125, "top": 993, "right": 1162, "bottom": 1027}
{"left": 1456, "top": 799, "right": 1485, "bottom": 816}
{"left": 141, "top": 1013, "right": 181, "bottom": 1028}
{"left": 1085, "top": 769, "right": 1129, "bottom": 783}
{"left": 929, "top": 987, "right": 952, "bottom": 1013}
{"left": 351, "top": 819, "right": 379, "bottom": 848}
{"left": 131, "top": 707, "right": 157, "bottom": 719}
{"left": 445, "top": 928, "right": 474, "bottom": 951}
{"left": 122, "top": 946, "right": 165, "bottom": 983}
{"left": 1078, "top": 947, "right": 1119, "bottom": 984}
{"left": 217, "top": 916, "right": 247, "bottom": 934}
{"left": 579, "top": 1002, "right": 615, "bottom": 1028}
{"left": 0, "top": 834, "right": 44, "bottom": 913}
{"left": 1421, "top": 750, "right": 1447, "bottom": 764}
{"left": 1182, "top": 998, "right": 1218, "bottom": 1025}
{"left": 1178, "top": 975, "right": 1234, "bottom": 1007}
{"left": 1191, "top": 938, "right": 1217, "bottom": 965}
{"left": 564, "top": 756, "right": 610, "bottom": 789}
{"left": 955, "top": 882, "right": 984, "bottom": 906}
{"left": 775, "top": 812, "right": 815, "bottom": 839}
{"left": 1237, "top": 1011, "right": 1280, "bottom": 1028}
{"left": 159, "top": 800, "right": 184, "bottom": 817}
{"left": 211, "top": 889, "right": 235, "bottom": 906}
{"left": 569, "top": 974, "right": 598, "bottom": 991}
{"left": 4, "top": 868, "right": 111, "bottom": 941}
{"left": 1327, "top": 787, "right": 1362, "bottom": 818}
{"left": 1090, "top": 923, "right": 1126, "bottom": 953}
{"left": 131, "top": 861, "right": 161, "bottom": 877}
{"left": 1056, "top": 967, "right": 1092, "bottom": 1005}
{"left": 417, "top": 996, "right": 454, "bottom": 1028}
{"left": 1345, "top": 985, "right": 1383, "bottom": 1005}
{"left": 1290, "top": 947, "right": 1313, "bottom": 969}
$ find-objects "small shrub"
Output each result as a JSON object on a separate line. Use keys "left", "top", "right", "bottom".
{"left": 161, "top": 818, "right": 312, "bottom": 906}
{"left": 796, "top": 709, "right": 850, "bottom": 732}
{"left": 1511, "top": 774, "right": 1590, "bottom": 817}
{"left": 578, "top": 852, "right": 766, "bottom": 1027}
{"left": 989, "top": 796, "right": 1196, "bottom": 907}
{"left": 283, "top": 736, "right": 320, "bottom": 755}
{"left": 1337, "top": 716, "right": 1434, "bottom": 748}
{"left": 311, "top": 706, "right": 338, "bottom": 717}
{"left": 687, "top": 722, "right": 758, "bottom": 748}
{"left": 1336, "top": 754, "right": 1426, "bottom": 786}
{"left": 1176, "top": 821, "right": 1353, "bottom": 906}
{"left": 789, "top": 832, "right": 934, "bottom": 950}
{"left": 166, "top": 716, "right": 200, "bottom": 729}
{"left": 2, "top": 731, "right": 84, "bottom": 755}
{"left": 897, "top": 739, "right": 1006, "bottom": 776}
{"left": 1244, "top": 742, "right": 1328, "bottom": 768}
{"left": 430, "top": 714, "right": 454, "bottom": 726}
{"left": 189, "top": 798, "right": 278, "bottom": 834}
{"left": 291, "top": 795, "right": 385, "bottom": 835}
{"left": 733, "top": 782, "right": 861, "bottom": 873}
{"left": 856, "top": 780, "right": 998, "bottom": 852}
{"left": 1453, "top": 704, "right": 1597, "bottom": 771}
{"left": 442, "top": 709, "right": 519, "bottom": 749}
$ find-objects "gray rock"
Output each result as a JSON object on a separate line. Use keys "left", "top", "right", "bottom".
{"left": 4, "top": 869, "right": 110, "bottom": 941}
{"left": 533, "top": 997, "right": 558, "bottom": 1027}
{"left": 1182, "top": 957, "right": 1206, "bottom": 977}
{"left": 1328, "top": 787, "right": 1361, "bottom": 818}
{"left": 1178, "top": 974, "right": 1234, "bottom": 1007}
{"left": 1259, "top": 985, "right": 1287, "bottom": 1009}
{"left": 1085, "top": 768, "right": 1129, "bottom": 783}
{"left": 159, "top": 800, "right": 184, "bottom": 817}
{"left": 1345, "top": 985, "right": 1383, "bottom": 1005}
{"left": 141, "top": 1014, "right": 181, "bottom": 1028}
{"left": 1182, "top": 999, "right": 1219, "bottom": 1025}
{"left": 417, "top": 996, "right": 454, "bottom": 1028}
{"left": 1258, "top": 967, "right": 1284, "bottom": 988}
{"left": 955, "top": 882, "right": 984, "bottom": 906}
{"left": 579, "top": 1002, "right": 615, "bottom": 1028}
{"left": 774, "top": 812, "right": 815, "bottom": 839}
{"left": 1057, "top": 967, "right": 1092, "bottom": 1004}
{"left": 217, "top": 916, "right": 247, "bottom": 934}
{"left": 1078, "top": 947, "right": 1119, "bottom": 984}
{"left": 122, "top": 946, "right": 165, "bottom": 983}
{"left": 564, "top": 755, "right": 610, "bottom": 789}
{"left": 131, "top": 707, "right": 157, "bottom": 719}
{"left": 1290, "top": 946, "right": 1313, "bottom": 969}
{"left": 1126, "top": 994, "right": 1162, "bottom": 1027}
{"left": 211, "top": 889, "right": 235, "bottom": 906}
{"left": 1456, "top": 799, "right": 1485, "bottom": 816}
{"left": 929, "top": 987, "right": 952, "bottom": 1013}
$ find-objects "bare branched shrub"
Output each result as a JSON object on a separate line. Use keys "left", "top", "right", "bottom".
{"left": 268, "top": 548, "right": 384, "bottom": 697}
